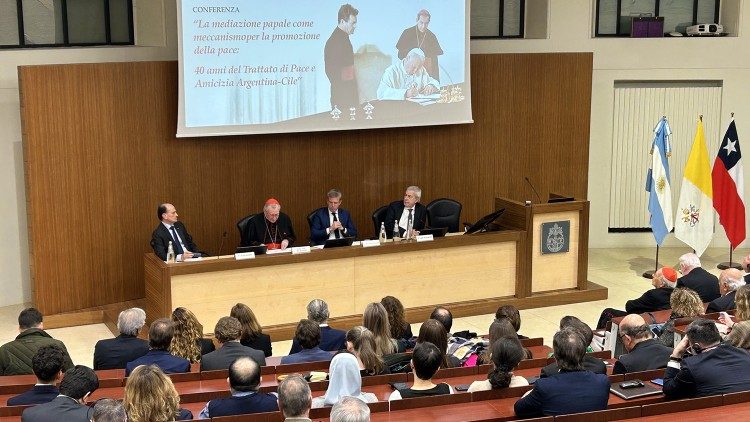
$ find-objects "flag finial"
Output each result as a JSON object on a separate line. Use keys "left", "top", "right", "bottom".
{"left": 731, "top": 112, "right": 735, "bottom": 118}
{"left": 699, "top": 114, "right": 703, "bottom": 121}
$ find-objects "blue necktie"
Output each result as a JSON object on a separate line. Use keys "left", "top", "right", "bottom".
{"left": 170, "top": 226, "right": 184, "bottom": 254}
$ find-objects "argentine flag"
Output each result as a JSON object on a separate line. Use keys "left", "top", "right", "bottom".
{"left": 646, "top": 117, "right": 673, "bottom": 245}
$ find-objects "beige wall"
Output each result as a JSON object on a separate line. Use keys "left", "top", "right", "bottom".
{"left": 0, "top": 0, "right": 747, "bottom": 307}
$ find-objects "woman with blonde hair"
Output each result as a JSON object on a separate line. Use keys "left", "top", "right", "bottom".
{"left": 362, "top": 302, "right": 396, "bottom": 356}
{"left": 658, "top": 288, "right": 705, "bottom": 347}
{"left": 718, "top": 285, "right": 750, "bottom": 329}
{"left": 727, "top": 320, "right": 750, "bottom": 351}
{"left": 170, "top": 307, "right": 214, "bottom": 363}
{"left": 231, "top": 303, "right": 272, "bottom": 357}
{"left": 124, "top": 364, "right": 192, "bottom": 421}
{"left": 346, "top": 326, "right": 388, "bottom": 376}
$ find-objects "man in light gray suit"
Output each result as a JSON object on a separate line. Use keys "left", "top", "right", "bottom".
{"left": 201, "top": 317, "right": 266, "bottom": 371}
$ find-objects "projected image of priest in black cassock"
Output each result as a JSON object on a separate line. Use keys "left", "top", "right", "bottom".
{"left": 396, "top": 9, "right": 444, "bottom": 81}
{"left": 324, "top": 4, "right": 360, "bottom": 110}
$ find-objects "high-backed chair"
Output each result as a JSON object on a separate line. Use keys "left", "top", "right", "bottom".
{"left": 236, "top": 213, "right": 257, "bottom": 246}
{"left": 307, "top": 209, "right": 320, "bottom": 246}
{"left": 371, "top": 205, "right": 388, "bottom": 238}
{"left": 426, "top": 198, "right": 462, "bottom": 232}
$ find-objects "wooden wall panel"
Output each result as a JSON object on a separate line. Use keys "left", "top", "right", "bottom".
{"left": 20, "top": 53, "right": 592, "bottom": 315}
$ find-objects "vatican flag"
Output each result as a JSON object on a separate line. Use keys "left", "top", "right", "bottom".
{"left": 675, "top": 119, "right": 714, "bottom": 256}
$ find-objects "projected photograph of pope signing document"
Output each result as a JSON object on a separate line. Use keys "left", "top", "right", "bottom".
{"left": 177, "top": 0, "right": 472, "bottom": 137}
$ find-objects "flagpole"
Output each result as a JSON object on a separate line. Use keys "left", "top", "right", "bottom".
{"left": 717, "top": 246, "right": 742, "bottom": 270}
{"left": 642, "top": 245, "right": 659, "bottom": 279}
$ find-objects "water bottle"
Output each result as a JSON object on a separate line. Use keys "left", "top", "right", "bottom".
{"left": 166, "top": 241, "right": 175, "bottom": 263}
{"left": 392, "top": 220, "right": 401, "bottom": 242}
{"left": 379, "top": 222, "right": 387, "bottom": 244}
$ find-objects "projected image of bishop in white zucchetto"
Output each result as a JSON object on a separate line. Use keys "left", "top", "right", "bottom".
{"left": 376, "top": 48, "right": 440, "bottom": 101}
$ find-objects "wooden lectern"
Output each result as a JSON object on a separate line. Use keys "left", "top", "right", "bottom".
{"left": 494, "top": 194, "right": 589, "bottom": 298}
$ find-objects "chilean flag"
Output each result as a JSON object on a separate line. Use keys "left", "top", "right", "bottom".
{"left": 712, "top": 119, "right": 745, "bottom": 248}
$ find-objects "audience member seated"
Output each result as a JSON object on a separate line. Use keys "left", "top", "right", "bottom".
{"left": 495, "top": 304, "right": 528, "bottom": 339}
{"left": 125, "top": 318, "right": 190, "bottom": 376}
{"left": 664, "top": 318, "right": 750, "bottom": 399}
{"left": 199, "top": 357, "right": 278, "bottom": 418}
{"left": 719, "top": 284, "right": 750, "bottom": 330}
{"left": 170, "top": 307, "right": 214, "bottom": 363}
{"left": 0, "top": 307, "right": 74, "bottom": 375}
{"left": 91, "top": 398, "right": 126, "bottom": 422}
{"left": 21, "top": 365, "right": 99, "bottom": 422}
{"left": 727, "top": 321, "right": 750, "bottom": 351}
{"left": 540, "top": 316, "right": 606, "bottom": 377}
{"left": 658, "top": 288, "right": 705, "bottom": 347}
{"left": 289, "top": 299, "right": 346, "bottom": 354}
{"left": 474, "top": 318, "right": 531, "bottom": 366}
{"left": 281, "top": 320, "right": 334, "bottom": 364}
{"left": 596, "top": 266, "right": 677, "bottom": 329}
{"left": 8, "top": 345, "right": 65, "bottom": 406}
{"left": 389, "top": 342, "right": 454, "bottom": 400}
{"left": 363, "top": 302, "right": 397, "bottom": 356}
{"left": 277, "top": 375, "right": 313, "bottom": 422}
{"left": 707, "top": 268, "right": 745, "bottom": 312}
{"left": 312, "top": 353, "right": 377, "bottom": 408}
{"left": 123, "top": 364, "right": 192, "bottom": 421}
{"left": 429, "top": 306, "right": 453, "bottom": 336}
{"left": 330, "top": 396, "right": 371, "bottom": 422}
{"left": 613, "top": 314, "right": 672, "bottom": 374}
{"left": 417, "top": 319, "right": 460, "bottom": 368}
{"left": 93, "top": 307, "right": 149, "bottom": 370}
{"left": 346, "top": 326, "right": 389, "bottom": 376}
{"left": 676, "top": 252, "right": 720, "bottom": 302}
{"left": 514, "top": 327, "right": 609, "bottom": 418}
{"left": 468, "top": 337, "right": 529, "bottom": 392}
{"left": 232, "top": 302, "right": 273, "bottom": 357}
{"left": 201, "top": 316, "right": 266, "bottom": 371}
{"left": 381, "top": 295, "right": 414, "bottom": 347}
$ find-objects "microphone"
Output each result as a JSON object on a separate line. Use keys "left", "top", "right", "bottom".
{"left": 217, "top": 231, "right": 227, "bottom": 257}
{"left": 524, "top": 177, "right": 542, "bottom": 203}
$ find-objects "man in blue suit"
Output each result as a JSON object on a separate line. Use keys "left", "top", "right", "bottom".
{"left": 289, "top": 299, "right": 346, "bottom": 354}
{"left": 281, "top": 320, "right": 334, "bottom": 364}
{"left": 310, "top": 189, "right": 357, "bottom": 245}
{"left": 125, "top": 318, "right": 190, "bottom": 376}
{"left": 8, "top": 345, "right": 64, "bottom": 406}
{"left": 384, "top": 186, "right": 427, "bottom": 238}
{"left": 21, "top": 365, "right": 99, "bottom": 422}
{"left": 514, "top": 327, "right": 610, "bottom": 418}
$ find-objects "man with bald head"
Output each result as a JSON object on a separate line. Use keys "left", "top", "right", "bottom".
{"left": 150, "top": 203, "right": 203, "bottom": 261}
{"left": 613, "top": 314, "right": 673, "bottom": 374}
{"left": 241, "top": 198, "right": 296, "bottom": 250}
{"left": 377, "top": 48, "right": 440, "bottom": 100}
{"left": 198, "top": 357, "right": 278, "bottom": 418}
{"left": 676, "top": 252, "right": 720, "bottom": 302}
{"left": 707, "top": 268, "right": 745, "bottom": 313}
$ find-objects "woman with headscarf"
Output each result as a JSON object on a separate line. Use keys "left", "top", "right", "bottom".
{"left": 311, "top": 353, "right": 377, "bottom": 408}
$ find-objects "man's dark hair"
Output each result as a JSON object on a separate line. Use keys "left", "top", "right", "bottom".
{"left": 278, "top": 375, "right": 312, "bottom": 418}
{"left": 214, "top": 316, "right": 243, "bottom": 343}
{"left": 228, "top": 357, "right": 261, "bottom": 392}
{"left": 18, "top": 308, "right": 43, "bottom": 330}
{"left": 429, "top": 306, "right": 453, "bottom": 333}
{"left": 620, "top": 324, "right": 652, "bottom": 340}
{"left": 157, "top": 203, "right": 168, "bottom": 220}
{"left": 32, "top": 345, "right": 65, "bottom": 383}
{"left": 559, "top": 315, "right": 594, "bottom": 346}
{"left": 58, "top": 365, "right": 99, "bottom": 400}
{"left": 91, "top": 398, "right": 126, "bottom": 422}
{"left": 295, "top": 319, "right": 321, "bottom": 350}
{"left": 686, "top": 318, "right": 722, "bottom": 346}
{"left": 495, "top": 305, "right": 521, "bottom": 332}
{"left": 411, "top": 341, "right": 442, "bottom": 380}
{"left": 553, "top": 327, "right": 586, "bottom": 372}
{"left": 337, "top": 4, "right": 359, "bottom": 23}
{"left": 148, "top": 318, "right": 174, "bottom": 350}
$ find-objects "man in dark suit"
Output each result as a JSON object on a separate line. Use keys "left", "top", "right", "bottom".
{"left": 515, "top": 327, "right": 610, "bottom": 417}
{"left": 613, "top": 314, "right": 672, "bottom": 374}
{"left": 282, "top": 320, "right": 334, "bottom": 364}
{"left": 125, "top": 318, "right": 190, "bottom": 376}
{"left": 150, "top": 203, "right": 203, "bottom": 261}
{"left": 8, "top": 345, "right": 64, "bottom": 406}
{"left": 596, "top": 266, "right": 677, "bottom": 329}
{"left": 289, "top": 299, "right": 346, "bottom": 354}
{"left": 309, "top": 189, "right": 358, "bottom": 245}
{"left": 241, "top": 198, "right": 296, "bottom": 250}
{"left": 676, "top": 253, "right": 720, "bottom": 303}
{"left": 21, "top": 365, "right": 99, "bottom": 422}
{"left": 201, "top": 317, "right": 266, "bottom": 371}
{"left": 93, "top": 307, "right": 149, "bottom": 370}
{"left": 707, "top": 268, "right": 745, "bottom": 312}
{"left": 540, "top": 316, "right": 606, "bottom": 377}
{"left": 383, "top": 186, "right": 427, "bottom": 238}
{"left": 198, "top": 357, "right": 278, "bottom": 418}
{"left": 664, "top": 318, "right": 750, "bottom": 398}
